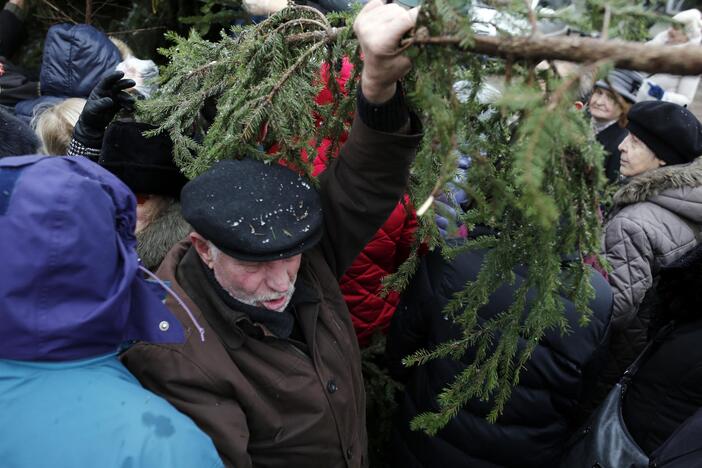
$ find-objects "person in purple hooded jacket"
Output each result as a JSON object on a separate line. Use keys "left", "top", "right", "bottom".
{"left": 0, "top": 156, "right": 223, "bottom": 468}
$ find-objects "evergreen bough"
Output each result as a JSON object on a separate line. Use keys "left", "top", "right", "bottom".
{"left": 138, "top": 0, "right": 676, "bottom": 434}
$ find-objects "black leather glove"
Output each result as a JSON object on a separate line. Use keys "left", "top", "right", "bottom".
{"left": 72, "top": 70, "right": 136, "bottom": 147}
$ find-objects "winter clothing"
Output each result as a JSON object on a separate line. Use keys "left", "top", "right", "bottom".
{"left": 0, "top": 5, "right": 39, "bottom": 107}
{"left": 637, "top": 12, "right": 702, "bottom": 107}
{"left": 305, "top": 58, "right": 419, "bottom": 345}
{"left": 599, "top": 157, "right": 702, "bottom": 391}
{"left": 40, "top": 24, "right": 121, "bottom": 98}
{"left": 0, "top": 155, "right": 222, "bottom": 468}
{"left": 0, "top": 354, "right": 223, "bottom": 468}
{"left": 647, "top": 407, "right": 702, "bottom": 468}
{"left": 626, "top": 101, "right": 702, "bottom": 166}
{"left": 0, "top": 107, "right": 39, "bottom": 157}
{"left": 596, "top": 121, "right": 628, "bottom": 182}
{"left": 341, "top": 196, "right": 417, "bottom": 344}
{"left": 620, "top": 243, "right": 702, "bottom": 455}
{"left": 623, "top": 320, "right": 702, "bottom": 454}
{"left": 387, "top": 239, "right": 613, "bottom": 468}
{"left": 595, "top": 69, "right": 643, "bottom": 104}
{"left": 99, "top": 121, "right": 187, "bottom": 199}
{"left": 136, "top": 199, "right": 191, "bottom": 271}
{"left": 121, "top": 107, "right": 422, "bottom": 468}
{"left": 72, "top": 70, "right": 136, "bottom": 152}
{"left": 0, "top": 3, "right": 24, "bottom": 57}
{"left": 181, "top": 158, "right": 323, "bottom": 262}
{"left": 14, "top": 24, "right": 122, "bottom": 122}
{"left": 0, "top": 155, "right": 185, "bottom": 361}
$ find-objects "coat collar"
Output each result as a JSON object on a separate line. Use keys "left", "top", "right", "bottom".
{"left": 613, "top": 156, "right": 702, "bottom": 207}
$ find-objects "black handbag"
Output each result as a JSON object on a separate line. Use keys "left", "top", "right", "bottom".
{"left": 559, "top": 324, "right": 674, "bottom": 468}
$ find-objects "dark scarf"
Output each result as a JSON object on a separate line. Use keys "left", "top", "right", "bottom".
{"left": 199, "top": 258, "right": 296, "bottom": 338}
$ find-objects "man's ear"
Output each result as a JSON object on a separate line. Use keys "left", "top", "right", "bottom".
{"left": 190, "top": 232, "right": 214, "bottom": 269}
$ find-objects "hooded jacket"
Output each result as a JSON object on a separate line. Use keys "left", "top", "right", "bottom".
{"left": 600, "top": 157, "right": 702, "bottom": 383}
{"left": 386, "top": 241, "right": 613, "bottom": 468}
{"left": 0, "top": 155, "right": 222, "bottom": 468}
{"left": 121, "top": 114, "right": 422, "bottom": 468}
{"left": 14, "top": 24, "right": 121, "bottom": 121}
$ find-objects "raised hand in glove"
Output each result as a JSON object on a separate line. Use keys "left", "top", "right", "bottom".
{"left": 72, "top": 71, "right": 136, "bottom": 148}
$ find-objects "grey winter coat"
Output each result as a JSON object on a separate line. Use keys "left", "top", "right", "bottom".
{"left": 601, "top": 157, "right": 702, "bottom": 377}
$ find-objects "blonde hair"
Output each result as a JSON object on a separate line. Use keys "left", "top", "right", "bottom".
{"left": 32, "top": 98, "right": 86, "bottom": 155}
{"left": 109, "top": 37, "right": 134, "bottom": 60}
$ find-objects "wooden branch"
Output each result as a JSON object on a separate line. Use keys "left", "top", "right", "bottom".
{"left": 287, "top": 27, "right": 702, "bottom": 75}
{"left": 406, "top": 34, "right": 702, "bottom": 75}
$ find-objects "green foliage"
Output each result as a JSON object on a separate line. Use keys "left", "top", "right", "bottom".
{"left": 140, "top": 0, "right": 644, "bottom": 435}
{"left": 179, "top": 0, "right": 247, "bottom": 36}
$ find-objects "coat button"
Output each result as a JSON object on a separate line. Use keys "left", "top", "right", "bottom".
{"left": 327, "top": 379, "right": 337, "bottom": 394}
{"left": 159, "top": 321, "right": 170, "bottom": 331}
{"left": 346, "top": 447, "right": 352, "bottom": 460}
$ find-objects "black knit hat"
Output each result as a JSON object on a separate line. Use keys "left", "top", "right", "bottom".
{"left": 98, "top": 121, "right": 188, "bottom": 199}
{"left": 181, "top": 158, "right": 323, "bottom": 261}
{"left": 626, "top": 101, "right": 702, "bottom": 166}
{"left": 594, "top": 69, "right": 643, "bottom": 104}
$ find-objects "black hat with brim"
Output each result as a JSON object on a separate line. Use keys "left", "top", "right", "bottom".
{"left": 99, "top": 121, "right": 188, "bottom": 199}
{"left": 181, "top": 158, "right": 323, "bottom": 261}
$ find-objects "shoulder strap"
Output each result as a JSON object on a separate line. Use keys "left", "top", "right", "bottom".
{"left": 621, "top": 321, "right": 675, "bottom": 386}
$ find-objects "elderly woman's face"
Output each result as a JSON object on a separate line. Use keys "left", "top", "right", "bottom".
{"left": 618, "top": 132, "right": 666, "bottom": 177}
{"left": 589, "top": 88, "right": 623, "bottom": 123}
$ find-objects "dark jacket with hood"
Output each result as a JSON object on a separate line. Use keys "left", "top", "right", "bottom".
{"left": 386, "top": 239, "right": 613, "bottom": 468}
{"left": 121, "top": 114, "right": 422, "bottom": 468}
{"left": 14, "top": 24, "right": 120, "bottom": 120}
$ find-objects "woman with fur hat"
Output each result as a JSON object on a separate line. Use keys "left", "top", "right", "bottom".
{"left": 598, "top": 100, "right": 702, "bottom": 394}
{"left": 588, "top": 69, "right": 643, "bottom": 182}
{"left": 638, "top": 9, "right": 702, "bottom": 107}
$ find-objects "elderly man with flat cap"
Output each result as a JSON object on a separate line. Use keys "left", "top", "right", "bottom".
{"left": 121, "top": 2, "right": 421, "bottom": 467}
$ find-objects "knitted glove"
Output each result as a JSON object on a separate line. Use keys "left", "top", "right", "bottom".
{"left": 647, "top": 82, "right": 665, "bottom": 100}
{"left": 72, "top": 71, "right": 136, "bottom": 148}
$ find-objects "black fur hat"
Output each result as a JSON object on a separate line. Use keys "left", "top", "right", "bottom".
{"left": 98, "top": 121, "right": 188, "bottom": 199}
{"left": 0, "top": 108, "right": 39, "bottom": 158}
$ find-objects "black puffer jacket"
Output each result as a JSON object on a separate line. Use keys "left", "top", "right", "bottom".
{"left": 387, "top": 243, "right": 613, "bottom": 468}
{"left": 623, "top": 242, "right": 702, "bottom": 456}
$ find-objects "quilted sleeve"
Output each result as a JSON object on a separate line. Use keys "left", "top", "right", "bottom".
{"left": 603, "top": 216, "right": 654, "bottom": 331}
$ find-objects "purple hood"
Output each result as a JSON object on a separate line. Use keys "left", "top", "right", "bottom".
{"left": 0, "top": 155, "right": 185, "bottom": 361}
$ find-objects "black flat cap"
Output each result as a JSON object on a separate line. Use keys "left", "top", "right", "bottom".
{"left": 626, "top": 101, "right": 702, "bottom": 166}
{"left": 99, "top": 121, "right": 188, "bottom": 199}
{"left": 181, "top": 158, "right": 323, "bottom": 261}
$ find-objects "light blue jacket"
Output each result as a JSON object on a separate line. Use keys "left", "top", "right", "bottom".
{"left": 0, "top": 353, "right": 224, "bottom": 468}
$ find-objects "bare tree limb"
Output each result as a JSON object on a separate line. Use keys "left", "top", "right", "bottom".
{"left": 288, "top": 28, "right": 702, "bottom": 75}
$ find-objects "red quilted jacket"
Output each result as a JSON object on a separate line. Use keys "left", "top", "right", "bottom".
{"left": 298, "top": 58, "right": 419, "bottom": 346}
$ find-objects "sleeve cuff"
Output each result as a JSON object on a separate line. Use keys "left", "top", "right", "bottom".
{"left": 356, "top": 83, "right": 410, "bottom": 133}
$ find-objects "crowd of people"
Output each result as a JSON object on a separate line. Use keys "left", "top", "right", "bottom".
{"left": 2, "top": 0, "right": 702, "bottom": 467}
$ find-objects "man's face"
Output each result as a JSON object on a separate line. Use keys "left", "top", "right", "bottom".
{"left": 618, "top": 132, "right": 665, "bottom": 177}
{"left": 589, "top": 88, "right": 622, "bottom": 123}
{"left": 209, "top": 244, "right": 301, "bottom": 312}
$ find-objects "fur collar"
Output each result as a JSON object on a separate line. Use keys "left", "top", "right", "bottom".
{"left": 137, "top": 200, "right": 191, "bottom": 271}
{"left": 612, "top": 157, "right": 702, "bottom": 207}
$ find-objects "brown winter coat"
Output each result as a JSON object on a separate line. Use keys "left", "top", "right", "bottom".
{"left": 121, "top": 115, "right": 422, "bottom": 468}
{"left": 600, "top": 157, "right": 702, "bottom": 380}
